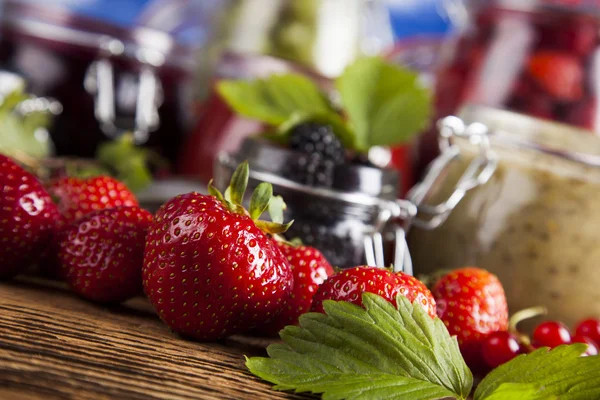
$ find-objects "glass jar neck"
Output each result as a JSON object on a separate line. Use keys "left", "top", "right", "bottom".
{"left": 459, "top": 105, "right": 600, "bottom": 167}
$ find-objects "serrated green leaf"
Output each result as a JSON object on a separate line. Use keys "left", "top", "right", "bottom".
{"left": 227, "top": 161, "right": 249, "bottom": 206}
{"left": 336, "top": 56, "right": 431, "bottom": 151}
{"left": 249, "top": 182, "right": 273, "bottom": 220}
{"left": 268, "top": 195, "right": 286, "bottom": 224}
{"left": 246, "top": 293, "right": 472, "bottom": 400}
{"left": 475, "top": 345, "right": 600, "bottom": 400}
{"left": 216, "top": 74, "right": 334, "bottom": 126}
{"left": 482, "top": 383, "right": 549, "bottom": 400}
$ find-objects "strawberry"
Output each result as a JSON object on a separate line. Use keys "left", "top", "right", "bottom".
{"left": 0, "top": 155, "right": 60, "bottom": 278}
{"left": 433, "top": 267, "right": 508, "bottom": 373}
{"left": 44, "top": 176, "right": 138, "bottom": 277}
{"left": 58, "top": 206, "right": 152, "bottom": 303}
{"left": 310, "top": 266, "right": 437, "bottom": 319}
{"left": 142, "top": 162, "right": 294, "bottom": 341}
{"left": 527, "top": 51, "right": 583, "bottom": 102}
{"left": 256, "top": 242, "right": 335, "bottom": 335}
{"left": 48, "top": 176, "right": 138, "bottom": 224}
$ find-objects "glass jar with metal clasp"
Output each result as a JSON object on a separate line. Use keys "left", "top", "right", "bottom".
{"left": 214, "top": 136, "right": 417, "bottom": 274}
{"left": 407, "top": 106, "right": 600, "bottom": 327}
{"left": 0, "top": 0, "right": 208, "bottom": 162}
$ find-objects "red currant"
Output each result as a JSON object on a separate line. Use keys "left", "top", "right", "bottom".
{"left": 575, "top": 319, "right": 600, "bottom": 348}
{"left": 482, "top": 331, "right": 521, "bottom": 368}
{"left": 572, "top": 334, "right": 599, "bottom": 357}
{"left": 532, "top": 321, "right": 572, "bottom": 348}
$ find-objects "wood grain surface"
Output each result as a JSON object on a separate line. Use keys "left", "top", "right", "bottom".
{"left": 0, "top": 277, "right": 312, "bottom": 400}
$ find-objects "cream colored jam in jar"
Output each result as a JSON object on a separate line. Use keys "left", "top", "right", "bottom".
{"left": 408, "top": 106, "right": 600, "bottom": 327}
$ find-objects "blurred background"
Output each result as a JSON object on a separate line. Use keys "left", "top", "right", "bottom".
{"left": 0, "top": 0, "right": 459, "bottom": 196}
{"left": 0, "top": 0, "right": 597, "bottom": 200}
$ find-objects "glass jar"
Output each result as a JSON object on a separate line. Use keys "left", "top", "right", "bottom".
{"left": 408, "top": 106, "right": 600, "bottom": 327}
{"left": 0, "top": 0, "right": 208, "bottom": 163}
{"left": 420, "top": 0, "right": 600, "bottom": 174}
{"left": 214, "top": 136, "right": 415, "bottom": 271}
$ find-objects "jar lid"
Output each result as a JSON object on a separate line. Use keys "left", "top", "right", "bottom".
{"left": 0, "top": 0, "right": 207, "bottom": 71}
{"left": 219, "top": 136, "right": 401, "bottom": 205}
{"left": 458, "top": 105, "right": 600, "bottom": 167}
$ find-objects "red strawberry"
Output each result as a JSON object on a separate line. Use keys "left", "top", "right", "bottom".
{"left": 48, "top": 176, "right": 138, "bottom": 224}
{"left": 45, "top": 176, "right": 138, "bottom": 277}
{"left": 310, "top": 266, "right": 437, "bottom": 318}
{"left": 58, "top": 206, "right": 152, "bottom": 303}
{"left": 528, "top": 51, "right": 583, "bottom": 102}
{"left": 142, "top": 163, "right": 294, "bottom": 341}
{"left": 257, "top": 242, "right": 335, "bottom": 335}
{"left": 433, "top": 267, "right": 508, "bottom": 373}
{"left": 0, "top": 155, "right": 60, "bottom": 278}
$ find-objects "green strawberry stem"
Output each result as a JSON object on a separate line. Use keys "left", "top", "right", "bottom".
{"left": 508, "top": 306, "right": 548, "bottom": 351}
{"left": 209, "top": 161, "right": 292, "bottom": 236}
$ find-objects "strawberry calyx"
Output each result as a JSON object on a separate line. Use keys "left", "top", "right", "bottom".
{"left": 208, "top": 161, "right": 293, "bottom": 236}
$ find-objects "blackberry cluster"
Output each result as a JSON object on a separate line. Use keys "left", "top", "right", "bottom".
{"left": 287, "top": 123, "right": 346, "bottom": 187}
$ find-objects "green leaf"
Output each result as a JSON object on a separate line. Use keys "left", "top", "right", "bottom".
{"left": 255, "top": 220, "right": 293, "bottom": 235}
{"left": 249, "top": 182, "right": 273, "bottom": 220}
{"left": 336, "top": 56, "right": 432, "bottom": 151}
{"left": 246, "top": 293, "right": 472, "bottom": 400}
{"left": 216, "top": 74, "right": 335, "bottom": 126}
{"left": 0, "top": 88, "right": 53, "bottom": 160}
{"left": 267, "top": 195, "right": 286, "bottom": 224}
{"left": 95, "top": 133, "right": 163, "bottom": 192}
{"left": 224, "top": 186, "right": 233, "bottom": 203}
{"left": 475, "top": 345, "right": 600, "bottom": 400}
{"left": 208, "top": 180, "right": 225, "bottom": 203}
{"left": 276, "top": 112, "right": 356, "bottom": 149}
{"left": 227, "top": 161, "right": 250, "bottom": 205}
{"left": 482, "top": 383, "right": 550, "bottom": 400}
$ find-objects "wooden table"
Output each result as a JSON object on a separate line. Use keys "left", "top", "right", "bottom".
{"left": 0, "top": 277, "right": 311, "bottom": 400}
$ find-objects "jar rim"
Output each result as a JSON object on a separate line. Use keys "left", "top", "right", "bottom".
{"left": 458, "top": 105, "right": 600, "bottom": 168}
{"left": 0, "top": 1, "right": 197, "bottom": 71}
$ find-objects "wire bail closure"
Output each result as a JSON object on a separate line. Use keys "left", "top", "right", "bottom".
{"left": 363, "top": 199, "right": 417, "bottom": 275}
{"left": 84, "top": 37, "right": 164, "bottom": 145}
{"left": 365, "top": 116, "right": 498, "bottom": 275}
{"left": 407, "top": 116, "right": 498, "bottom": 230}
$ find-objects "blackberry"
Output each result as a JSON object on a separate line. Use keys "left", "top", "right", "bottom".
{"left": 289, "top": 123, "right": 345, "bottom": 164}
{"left": 285, "top": 123, "right": 346, "bottom": 187}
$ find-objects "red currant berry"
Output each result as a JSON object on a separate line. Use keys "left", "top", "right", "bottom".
{"left": 572, "top": 334, "right": 599, "bottom": 356}
{"left": 482, "top": 331, "right": 521, "bottom": 368}
{"left": 532, "top": 321, "right": 572, "bottom": 348}
{"left": 575, "top": 319, "right": 600, "bottom": 347}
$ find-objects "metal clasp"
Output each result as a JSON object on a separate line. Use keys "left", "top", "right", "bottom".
{"left": 84, "top": 37, "right": 164, "bottom": 144}
{"left": 364, "top": 199, "right": 417, "bottom": 275}
{"left": 407, "top": 116, "right": 498, "bottom": 230}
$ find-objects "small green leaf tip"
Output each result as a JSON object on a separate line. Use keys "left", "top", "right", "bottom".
{"left": 207, "top": 179, "right": 225, "bottom": 203}
{"left": 249, "top": 182, "right": 273, "bottom": 220}
{"left": 255, "top": 220, "right": 293, "bottom": 235}
{"left": 267, "top": 195, "right": 286, "bottom": 224}
{"left": 228, "top": 161, "right": 250, "bottom": 206}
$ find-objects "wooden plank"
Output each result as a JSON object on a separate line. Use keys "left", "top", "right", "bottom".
{"left": 0, "top": 277, "right": 311, "bottom": 400}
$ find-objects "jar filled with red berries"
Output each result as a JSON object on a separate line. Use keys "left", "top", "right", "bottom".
{"left": 421, "top": 0, "right": 600, "bottom": 169}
